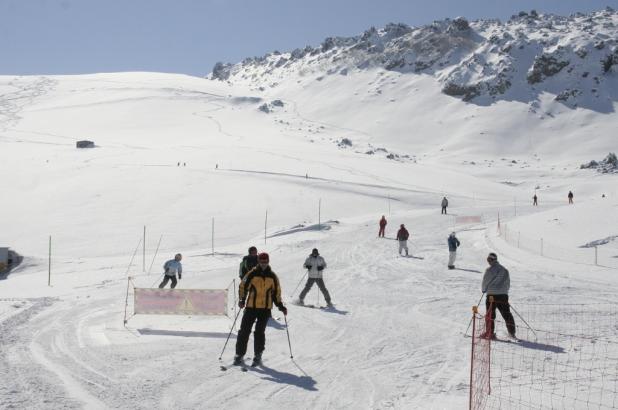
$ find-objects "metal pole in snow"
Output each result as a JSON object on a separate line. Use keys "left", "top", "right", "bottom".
{"left": 143, "top": 226, "right": 146, "bottom": 272}
{"left": 595, "top": 246, "right": 598, "bottom": 265}
{"left": 148, "top": 235, "right": 163, "bottom": 274}
{"left": 318, "top": 199, "right": 321, "bottom": 229}
{"left": 48, "top": 235, "right": 51, "bottom": 286}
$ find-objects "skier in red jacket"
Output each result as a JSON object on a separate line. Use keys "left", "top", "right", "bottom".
{"left": 378, "top": 216, "right": 387, "bottom": 238}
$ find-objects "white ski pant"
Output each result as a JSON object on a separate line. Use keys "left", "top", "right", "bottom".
{"left": 448, "top": 251, "right": 457, "bottom": 266}
{"left": 398, "top": 240, "right": 408, "bottom": 255}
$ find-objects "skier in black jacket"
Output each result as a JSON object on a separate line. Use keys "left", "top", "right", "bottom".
{"left": 238, "top": 246, "right": 258, "bottom": 279}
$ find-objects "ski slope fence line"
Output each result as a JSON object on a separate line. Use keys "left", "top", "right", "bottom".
{"left": 470, "top": 306, "right": 491, "bottom": 410}
{"left": 498, "top": 223, "right": 618, "bottom": 269}
{"left": 470, "top": 303, "right": 618, "bottom": 409}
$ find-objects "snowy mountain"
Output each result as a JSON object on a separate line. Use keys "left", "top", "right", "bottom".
{"left": 211, "top": 8, "right": 618, "bottom": 111}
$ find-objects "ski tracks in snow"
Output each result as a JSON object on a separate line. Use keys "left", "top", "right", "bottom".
{"left": 0, "top": 297, "right": 85, "bottom": 409}
{"left": 0, "top": 77, "right": 56, "bottom": 133}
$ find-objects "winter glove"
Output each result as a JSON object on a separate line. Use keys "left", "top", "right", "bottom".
{"left": 304, "top": 264, "right": 311, "bottom": 270}
{"left": 178, "top": 273, "right": 182, "bottom": 280}
{"left": 278, "top": 305, "right": 288, "bottom": 316}
{"left": 317, "top": 266, "right": 324, "bottom": 271}
{"left": 238, "top": 300, "right": 245, "bottom": 309}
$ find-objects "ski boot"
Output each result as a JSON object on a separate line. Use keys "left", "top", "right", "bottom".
{"left": 233, "top": 355, "right": 244, "bottom": 366}
{"left": 479, "top": 332, "right": 496, "bottom": 340}
{"left": 251, "top": 353, "right": 262, "bottom": 367}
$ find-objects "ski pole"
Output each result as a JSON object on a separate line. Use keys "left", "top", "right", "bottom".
{"left": 509, "top": 303, "right": 538, "bottom": 340}
{"left": 464, "top": 292, "right": 485, "bottom": 336}
{"left": 218, "top": 307, "right": 243, "bottom": 360}
{"left": 289, "top": 271, "right": 308, "bottom": 299}
{"left": 465, "top": 270, "right": 500, "bottom": 336}
{"left": 284, "top": 315, "right": 293, "bottom": 359}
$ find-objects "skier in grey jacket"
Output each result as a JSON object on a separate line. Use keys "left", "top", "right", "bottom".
{"left": 441, "top": 197, "right": 449, "bottom": 214}
{"left": 298, "top": 248, "right": 332, "bottom": 307}
{"left": 481, "top": 252, "right": 516, "bottom": 339}
{"left": 159, "top": 253, "right": 183, "bottom": 289}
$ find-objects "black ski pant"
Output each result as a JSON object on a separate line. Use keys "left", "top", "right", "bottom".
{"left": 485, "top": 294, "right": 516, "bottom": 336}
{"left": 299, "top": 278, "right": 331, "bottom": 303}
{"left": 235, "top": 308, "right": 270, "bottom": 357}
{"left": 158, "top": 275, "right": 177, "bottom": 289}
{"left": 441, "top": 206, "right": 447, "bottom": 214}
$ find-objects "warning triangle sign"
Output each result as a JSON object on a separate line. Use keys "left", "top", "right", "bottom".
{"left": 179, "top": 296, "right": 195, "bottom": 313}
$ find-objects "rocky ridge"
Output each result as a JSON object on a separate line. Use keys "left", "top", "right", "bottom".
{"left": 209, "top": 8, "right": 618, "bottom": 109}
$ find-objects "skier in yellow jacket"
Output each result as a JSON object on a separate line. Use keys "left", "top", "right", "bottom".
{"left": 234, "top": 252, "right": 287, "bottom": 367}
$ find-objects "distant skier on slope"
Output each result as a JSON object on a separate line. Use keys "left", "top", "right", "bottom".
{"left": 238, "top": 246, "right": 258, "bottom": 279}
{"left": 235, "top": 253, "right": 287, "bottom": 367}
{"left": 447, "top": 232, "right": 460, "bottom": 269}
{"left": 397, "top": 224, "right": 410, "bottom": 256}
{"left": 533, "top": 194, "right": 538, "bottom": 206}
{"left": 159, "top": 253, "right": 182, "bottom": 289}
{"left": 441, "top": 197, "right": 449, "bottom": 214}
{"left": 378, "top": 215, "right": 387, "bottom": 238}
{"left": 568, "top": 190, "right": 574, "bottom": 204}
{"left": 298, "top": 248, "right": 332, "bottom": 307}
{"left": 481, "top": 252, "right": 516, "bottom": 340}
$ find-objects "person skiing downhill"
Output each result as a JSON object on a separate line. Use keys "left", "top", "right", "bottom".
{"left": 447, "top": 232, "right": 460, "bottom": 269}
{"left": 378, "top": 215, "right": 387, "bottom": 238}
{"left": 234, "top": 253, "right": 287, "bottom": 367}
{"left": 239, "top": 246, "right": 258, "bottom": 279}
{"left": 441, "top": 197, "right": 449, "bottom": 214}
{"left": 298, "top": 248, "right": 332, "bottom": 307}
{"left": 481, "top": 252, "right": 516, "bottom": 339}
{"left": 159, "top": 253, "right": 182, "bottom": 289}
{"left": 396, "top": 224, "right": 410, "bottom": 256}
{"left": 568, "top": 191, "right": 574, "bottom": 204}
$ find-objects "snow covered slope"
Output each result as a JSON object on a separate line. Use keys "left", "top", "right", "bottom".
{"left": 1, "top": 9, "right": 617, "bottom": 410}
{"left": 211, "top": 8, "right": 618, "bottom": 161}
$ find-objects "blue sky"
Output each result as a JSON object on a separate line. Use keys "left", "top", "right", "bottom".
{"left": 1, "top": 0, "right": 616, "bottom": 76}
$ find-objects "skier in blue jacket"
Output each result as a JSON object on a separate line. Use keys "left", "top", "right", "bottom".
{"left": 447, "top": 232, "right": 460, "bottom": 269}
{"left": 159, "top": 253, "right": 183, "bottom": 289}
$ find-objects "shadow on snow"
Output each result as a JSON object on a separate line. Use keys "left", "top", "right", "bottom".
{"left": 137, "top": 328, "right": 232, "bottom": 339}
{"left": 251, "top": 363, "right": 318, "bottom": 391}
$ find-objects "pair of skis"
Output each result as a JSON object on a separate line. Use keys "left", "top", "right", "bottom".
{"left": 292, "top": 301, "right": 334, "bottom": 310}
{"left": 220, "top": 357, "right": 261, "bottom": 372}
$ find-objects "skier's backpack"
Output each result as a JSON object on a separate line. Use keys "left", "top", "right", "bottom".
{"left": 239, "top": 255, "right": 258, "bottom": 278}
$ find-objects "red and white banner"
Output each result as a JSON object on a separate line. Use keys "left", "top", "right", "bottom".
{"left": 455, "top": 215, "right": 482, "bottom": 224}
{"left": 134, "top": 288, "right": 227, "bottom": 316}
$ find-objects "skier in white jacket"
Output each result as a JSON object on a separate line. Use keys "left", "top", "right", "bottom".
{"left": 298, "top": 248, "right": 332, "bottom": 307}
